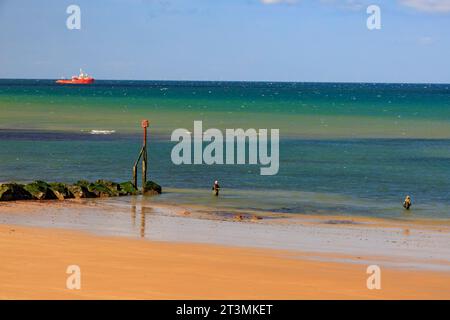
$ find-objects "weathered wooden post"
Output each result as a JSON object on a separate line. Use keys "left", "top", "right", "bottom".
{"left": 132, "top": 119, "right": 149, "bottom": 192}
{"left": 141, "top": 119, "right": 149, "bottom": 191}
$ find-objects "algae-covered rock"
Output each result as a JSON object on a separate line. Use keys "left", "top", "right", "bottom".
{"left": 24, "top": 181, "right": 57, "bottom": 200}
{"left": 143, "top": 181, "right": 162, "bottom": 195}
{"left": 0, "top": 183, "right": 33, "bottom": 201}
{"left": 95, "top": 180, "right": 121, "bottom": 196}
{"left": 87, "top": 181, "right": 118, "bottom": 197}
{"left": 73, "top": 180, "right": 132, "bottom": 198}
{"left": 74, "top": 180, "right": 90, "bottom": 188}
{"left": 68, "top": 185, "right": 97, "bottom": 199}
{"left": 119, "top": 181, "right": 138, "bottom": 195}
{"left": 1, "top": 179, "right": 146, "bottom": 201}
{"left": 95, "top": 179, "right": 118, "bottom": 189}
{"left": 49, "top": 183, "right": 74, "bottom": 200}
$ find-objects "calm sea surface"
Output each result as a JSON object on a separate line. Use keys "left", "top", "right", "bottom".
{"left": 1, "top": 79, "right": 450, "bottom": 220}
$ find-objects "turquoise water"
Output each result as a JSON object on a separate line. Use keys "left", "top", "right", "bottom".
{"left": 1, "top": 80, "right": 450, "bottom": 220}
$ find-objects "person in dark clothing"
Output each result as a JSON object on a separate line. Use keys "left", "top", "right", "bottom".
{"left": 212, "top": 180, "right": 220, "bottom": 196}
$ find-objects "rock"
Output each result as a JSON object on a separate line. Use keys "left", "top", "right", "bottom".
{"left": 72, "top": 180, "right": 134, "bottom": 198}
{"left": 95, "top": 180, "right": 123, "bottom": 196}
{"left": 87, "top": 181, "right": 118, "bottom": 198}
{"left": 49, "top": 183, "right": 74, "bottom": 200}
{"left": 68, "top": 185, "right": 97, "bottom": 199}
{"left": 74, "top": 180, "right": 90, "bottom": 188}
{"left": 73, "top": 180, "right": 107, "bottom": 198}
{"left": 1, "top": 179, "right": 149, "bottom": 201}
{"left": 96, "top": 179, "right": 119, "bottom": 189}
{"left": 143, "top": 181, "right": 162, "bottom": 195}
{"left": 0, "top": 183, "right": 33, "bottom": 201}
{"left": 24, "top": 181, "right": 57, "bottom": 200}
{"left": 119, "top": 181, "right": 138, "bottom": 196}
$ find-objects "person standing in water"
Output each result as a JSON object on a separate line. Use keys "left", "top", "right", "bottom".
{"left": 403, "top": 195, "right": 412, "bottom": 210}
{"left": 212, "top": 180, "right": 220, "bottom": 196}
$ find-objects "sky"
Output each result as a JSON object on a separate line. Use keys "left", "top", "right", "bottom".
{"left": 0, "top": 0, "right": 449, "bottom": 83}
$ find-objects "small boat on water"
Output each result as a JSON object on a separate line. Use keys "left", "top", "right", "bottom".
{"left": 56, "top": 69, "right": 94, "bottom": 84}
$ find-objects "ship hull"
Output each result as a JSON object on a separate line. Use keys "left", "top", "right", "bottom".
{"left": 56, "top": 78, "right": 94, "bottom": 84}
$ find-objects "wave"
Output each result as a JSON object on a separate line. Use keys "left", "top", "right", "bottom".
{"left": 89, "top": 130, "right": 116, "bottom": 135}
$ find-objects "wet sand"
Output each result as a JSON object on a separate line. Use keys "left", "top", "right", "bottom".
{"left": 1, "top": 199, "right": 450, "bottom": 299}
{"left": 1, "top": 224, "right": 450, "bottom": 299}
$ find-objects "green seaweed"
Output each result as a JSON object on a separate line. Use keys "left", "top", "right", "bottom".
{"left": 119, "top": 181, "right": 138, "bottom": 195}
{"left": 24, "top": 181, "right": 57, "bottom": 200}
{"left": 143, "top": 181, "right": 162, "bottom": 195}
{"left": 0, "top": 179, "right": 161, "bottom": 201}
{"left": 49, "top": 182, "right": 74, "bottom": 200}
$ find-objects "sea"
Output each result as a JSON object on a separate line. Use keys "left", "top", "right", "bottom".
{"left": 1, "top": 79, "right": 450, "bottom": 220}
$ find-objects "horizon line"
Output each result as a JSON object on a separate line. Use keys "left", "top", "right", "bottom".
{"left": 1, "top": 78, "right": 450, "bottom": 86}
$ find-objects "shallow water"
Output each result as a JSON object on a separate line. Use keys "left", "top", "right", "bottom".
{"left": 1, "top": 198, "right": 449, "bottom": 271}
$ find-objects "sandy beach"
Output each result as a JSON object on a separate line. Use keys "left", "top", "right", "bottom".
{"left": 1, "top": 224, "right": 450, "bottom": 300}
{"left": 1, "top": 199, "right": 450, "bottom": 299}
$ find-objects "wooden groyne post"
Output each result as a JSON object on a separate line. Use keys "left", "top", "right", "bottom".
{"left": 132, "top": 119, "right": 149, "bottom": 192}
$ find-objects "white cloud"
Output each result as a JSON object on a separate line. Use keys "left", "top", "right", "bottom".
{"left": 260, "top": 0, "right": 450, "bottom": 13}
{"left": 260, "top": 0, "right": 368, "bottom": 10}
{"left": 399, "top": 0, "right": 450, "bottom": 13}
{"left": 320, "top": 0, "right": 368, "bottom": 11}
{"left": 260, "top": 0, "right": 299, "bottom": 4}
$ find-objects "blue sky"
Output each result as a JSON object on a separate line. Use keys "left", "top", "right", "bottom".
{"left": 0, "top": 0, "right": 449, "bottom": 82}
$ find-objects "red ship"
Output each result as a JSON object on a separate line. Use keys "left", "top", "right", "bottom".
{"left": 56, "top": 69, "right": 94, "bottom": 84}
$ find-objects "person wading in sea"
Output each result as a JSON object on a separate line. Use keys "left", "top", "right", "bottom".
{"left": 212, "top": 180, "right": 220, "bottom": 197}
{"left": 403, "top": 195, "right": 412, "bottom": 210}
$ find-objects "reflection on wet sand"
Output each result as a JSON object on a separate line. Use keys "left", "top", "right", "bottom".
{"left": 130, "top": 197, "right": 152, "bottom": 238}
{"left": 140, "top": 206, "right": 147, "bottom": 238}
{"left": 131, "top": 199, "right": 137, "bottom": 227}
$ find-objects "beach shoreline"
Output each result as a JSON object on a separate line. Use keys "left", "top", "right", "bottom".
{"left": 1, "top": 198, "right": 450, "bottom": 299}
{"left": 1, "top": 198, "right": 450, "bottom": 266}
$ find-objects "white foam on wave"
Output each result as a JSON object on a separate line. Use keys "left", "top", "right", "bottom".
{"left": 89, "top": 130, "right": 116, "bottom": 135}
